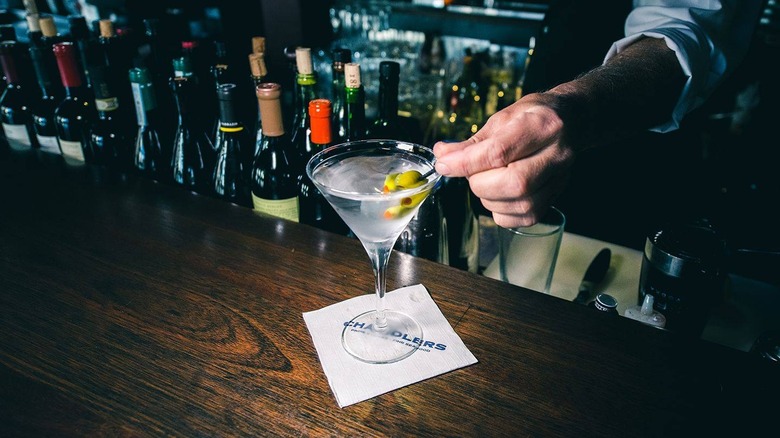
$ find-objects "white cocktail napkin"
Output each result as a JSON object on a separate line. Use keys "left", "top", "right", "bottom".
{"left": 302, "top": 284, "right": 478, "bottom": 408}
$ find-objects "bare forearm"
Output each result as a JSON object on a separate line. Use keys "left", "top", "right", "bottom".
{"left": 541, "top": 37, "right": 687, "bottom": 150}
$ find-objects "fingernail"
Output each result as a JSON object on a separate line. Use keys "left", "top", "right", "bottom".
{"left": 435, "top": 162, "right": 451, "bottom": 175}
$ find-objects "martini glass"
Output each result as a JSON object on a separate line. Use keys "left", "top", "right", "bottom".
{"left": 307, "top": 139, "right": 441, "bottom": 364}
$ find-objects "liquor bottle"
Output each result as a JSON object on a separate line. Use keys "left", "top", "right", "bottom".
{"left": 25, "top": 13, "right": 42, "bottom": 45}
{"left": 53, "top": 42, "right": 94, "bottom": 166}
{"left": 248, "top": 52, "right": 267, "bottom": 158}
{"left": 366, "top": 60, "right": 412, "bottom": 142}
{"left": 330, "top": 47, "right": 350, "bottom": 144}
{"left": 26, "top": 14, "right": 61, "bottom": 155}
{"left": 0, "top": 41, "right": 38, "bottom": 151}
{"left": 251, "top": 82, "right": 299, "bottom": 222}
{"left": 140, "top": 18, "right": 172, "bottom": 85}
{"left": 87, "top": 59, "right": 134, "bottom": 184}
{"left": 343, "top": 62, "right": 366, "bottom": 141}
{"left": 290, "top": 47, "right": 317, "bottom": 172}
{"left": 298, "top": 98, "right": 349, "bottom": 234}
{"left": 213, "top": 83, "right": 251, "bottom": 207}
{"left": 170, "top": 76, "right": 213, "bottom": 195}
{"left": 129, "top": 64, "right": 165, "bottom": 180}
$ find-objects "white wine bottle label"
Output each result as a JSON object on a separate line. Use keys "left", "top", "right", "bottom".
{"left": 252, "top": 194, "right": 300, "bottom": 223}
{"left": 36, "top": 134, "right": 60, "bottom": 155}
{"left": 95, "top": 97, "right": 119, "bottom": 112}
{"left": 3, "top": 123, "right": 32, "bottom": 151}
{"left": 58, "top": 139, "right": 86, "bottom": 166}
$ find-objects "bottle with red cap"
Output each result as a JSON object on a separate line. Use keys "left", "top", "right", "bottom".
{"left": 53, "top": 41, "right": 94, "bottom": 166}
{"left": 0, "top": 40, "right": 38, "bottom": 152}
{"left": 297, "top": 98, "right": 349, "bottom": 234}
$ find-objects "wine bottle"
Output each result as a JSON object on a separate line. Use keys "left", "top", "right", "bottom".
{"left": 0, "top": 41, "right": 38, "bottom": 151}
{"left": 25, "top": 13, "right": 42, "bottom": 45}
{"left": 170, "top": 76, "right": 213, "bottom": 195}
{"left": 209, "top": 40, "right": 230, "bottom": 156}
{"left": 129, "top": 64, "right": 165, "bottom": 180}
{"left": 298, "top": 98, "right": 349, "bottom": 234}
{"left": 26, "top": 12, "right": 61, "bottom": 156}
{"left": 53, "top": 42, "right": 94, "bottom": 166}
{"left": 67, "top": 15, "right": 94, "bottom": 90}
{"left": 441, "top": 175, "right": 480, "bottom": 273}
{"left": 343, "top": 62, "right": 366, "bottom": 141}
{"left": 251, "top": 82, "right": 299, "bottom": 222}
{"left": 213, "top": 83, "right": 251, "bottom": 207}
{"left": 97, "top": 18, "right": 136, "bottom": 127}
{"left": 87, "top": 59, "right": 134, "bottom": 184}
{"left": 329, "top": 47, "right": 350, "bottom": 144}
{"left": 366, "top": 60, "right": 414, "bottom": 142}
{"left": 290, "top": 47, "right": 317, "bottom": 172}
{"left": 248, "top": 52, "right": 267, "bottom": 158}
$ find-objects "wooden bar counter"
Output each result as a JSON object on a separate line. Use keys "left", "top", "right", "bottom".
{"left": 1, "top": 150, "right": 777, "bottom": 437}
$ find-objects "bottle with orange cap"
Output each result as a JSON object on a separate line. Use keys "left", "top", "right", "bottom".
{"left": 298, "top": 98, "right": 349, "bottom": 234}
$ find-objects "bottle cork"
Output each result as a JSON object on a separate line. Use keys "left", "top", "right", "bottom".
{"left": 295, "top": 47, "right": 313, "bottom": 75}
{"left": 25, "top": 13, "right": 41, "bottom": 33}
{"left": 39, "top": 15, "right": 57, "bottom": 37}
{"left": 251, "top": 36, "right": 265, "bottom": 55}
{"left": 248, "top": 53, "right": 267, "bottom": 78}
{"left": 99, "top": 19, "right": 114, "bottom": 38}
{"left": 345, "top": 63, "right": 361, "bottom": 88}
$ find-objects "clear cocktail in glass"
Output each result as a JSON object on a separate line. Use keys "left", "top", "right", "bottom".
{"left": 306, "top": 139, "right": 441, "bottom": 364}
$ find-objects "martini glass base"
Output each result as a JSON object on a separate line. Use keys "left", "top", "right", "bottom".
{"left": 342, "top": 309, "right": 423, "bottom": 364}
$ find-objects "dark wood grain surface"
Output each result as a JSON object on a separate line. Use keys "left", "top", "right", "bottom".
{"left": 1, "top": 149, "right": 778, "bottom": 437}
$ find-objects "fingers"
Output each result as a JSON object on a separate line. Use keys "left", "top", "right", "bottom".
{"left": 434, "top": 108, "right": 562, "bottom": 178}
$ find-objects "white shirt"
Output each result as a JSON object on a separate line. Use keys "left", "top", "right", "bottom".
{"left": 605, "top": 0, "right": 765, "bottom": 132}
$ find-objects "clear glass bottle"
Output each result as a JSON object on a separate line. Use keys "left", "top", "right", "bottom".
{"left": 251, "top": 82, "right": 299, "bottom": 222}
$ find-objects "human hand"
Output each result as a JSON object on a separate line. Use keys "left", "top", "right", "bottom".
{"left": 433, "top": 93, "right": 577, "bottom": 228}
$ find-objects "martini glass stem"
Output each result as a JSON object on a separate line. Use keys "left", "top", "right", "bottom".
{"left": 367, "top": 243, "right": 392, "bottom": 330}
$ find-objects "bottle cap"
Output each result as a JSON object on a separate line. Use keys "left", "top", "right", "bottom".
{"left": 248, "top": 53, "right": 267, "bottom": 78}
{"left": 309, "top": 99, "right": 332, "bottom": 145}
{"left": 0, "top": 41, "right": 19, "bottom": 83}
{"left": 379, "top": 60, "right": 400, "bottom": 80}
{"left": 593, "top": 293, "right": 618, "bottom": 312}
{"left": 99, "top": 19, "right": 114, "bottom": 38}
{"left": 295, "top": 47, "right": 313, "bottom": 75}
{"left": 256, "top": 82, "right": 281, "bottom": 100}
{"left": 181, "top": 40, "right": 197, "bottom": 51}
{"left": 217, "top": 83, "right": 237, "bottom": 100}
{"left": 345, "top": 63, "right": 361, "bottom": 88}
{"left": 52, "top": 42, "right": 82, "bottom": 88}
{"left": 332, "top": 48, "right": 351, "bottom": 64}
{"left": 251, "top": 36, "right": 265, "bottom": 54}
{"left": 39, "top": 15, "right": 57, "bottom": 37}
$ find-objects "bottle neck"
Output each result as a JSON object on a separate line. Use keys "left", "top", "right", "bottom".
{"left": 295, "top": 74, "right": 317, "bottom": 123}
{"left": 377, "top": 78, "right": 399, "bottom": 121}
{"left": 219, "top": 98, "right": 243, "bottom": 132}
{"left": 258, "top": 97, "right": 284, "bottom": 137}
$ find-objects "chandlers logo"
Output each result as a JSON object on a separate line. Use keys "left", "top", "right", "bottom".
{"left": 344, "top": 321, "right": 447, "bottom": 352}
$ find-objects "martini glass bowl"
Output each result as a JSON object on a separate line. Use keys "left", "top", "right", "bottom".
{"left": 306, "top": 139, "right": 441, "bottom": 363}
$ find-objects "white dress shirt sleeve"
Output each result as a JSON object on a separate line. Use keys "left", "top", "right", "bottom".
{"left": 605, "top": 0, "right": 764, "bottom": 132}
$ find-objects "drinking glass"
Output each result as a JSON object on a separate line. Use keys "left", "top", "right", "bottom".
{"left": 306, "top": 139, "right": 441, "bottom": 364}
